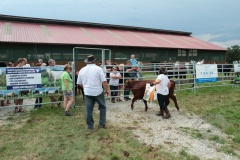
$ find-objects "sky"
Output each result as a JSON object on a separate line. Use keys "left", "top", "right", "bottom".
{"left": 0, "top": 0, "right": 239, "bottom": 48}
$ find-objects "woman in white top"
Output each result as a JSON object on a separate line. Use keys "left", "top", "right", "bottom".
{"left": 109, "top": 66, "right": 122, "bottom": 103}
{"left": 151, "top": 67, "right": 171, "bottom": 119}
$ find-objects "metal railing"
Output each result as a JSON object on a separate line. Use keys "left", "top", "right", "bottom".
{"left": 103, "top": 62, "right": 237, "bottom": 102}
{"left": 0, "top": 62, "right": 238, "bottom": 109}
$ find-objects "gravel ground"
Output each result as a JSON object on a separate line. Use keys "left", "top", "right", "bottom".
{"left": 103, "top": 98, "right": 238, "bottom": 160}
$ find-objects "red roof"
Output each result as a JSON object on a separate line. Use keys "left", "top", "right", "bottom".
{"left": 0, "top": 20, "right": 226, "bottom": 51}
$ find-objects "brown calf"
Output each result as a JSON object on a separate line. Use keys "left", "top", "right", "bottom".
{"left": 125, "top": 80, "right": 179, "bottom": 111}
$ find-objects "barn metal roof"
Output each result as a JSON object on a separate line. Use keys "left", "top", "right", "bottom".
{"left": 0, "top": 14, "right": 226, "bottom": 51}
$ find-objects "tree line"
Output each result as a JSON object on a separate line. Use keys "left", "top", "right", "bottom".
{"left": 226, "top": 45, "right": 240, "bottom": 63}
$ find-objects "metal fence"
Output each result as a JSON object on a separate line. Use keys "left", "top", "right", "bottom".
{"left": 104, "top": 62, "right": 238, "bottom": 101}
{"left": 0, "top": 62, "right": 238, "bottom": 109}
{"left": 138, "top": 63, "right": 236, "bottom": 91}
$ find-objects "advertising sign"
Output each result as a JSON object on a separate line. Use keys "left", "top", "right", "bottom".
{"left": 6, "top": 67, "right": 42, "bottom": 90}
{"left": 0, "top": 66, "right": 64, "bottom": 100}
{"left": 196, "top": 64, "right": 218, "bottom": 83}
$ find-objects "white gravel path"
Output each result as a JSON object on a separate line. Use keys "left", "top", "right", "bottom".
{"left": 103, "top": 98, "right": 239, "bottom": 160}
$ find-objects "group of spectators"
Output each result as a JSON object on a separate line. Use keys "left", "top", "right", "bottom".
{"left": 102, "top": 54, "right": 139, "bottom": 103}
{"left": 1, "top": 53, "right": 172, "bottom": 130}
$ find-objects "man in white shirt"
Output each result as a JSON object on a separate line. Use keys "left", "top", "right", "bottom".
{"left": 23, "top": 58, "right": 31, "bottom": 67}
{"left": 77, "top": 55, "right": 109, "bottom": 130}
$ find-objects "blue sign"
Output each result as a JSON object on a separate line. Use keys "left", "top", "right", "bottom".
{"left": 196, "top": 77, "right": 218, "bottom": 83}
{"left": 6, "top": 67, "right": 42, "bottom": 90}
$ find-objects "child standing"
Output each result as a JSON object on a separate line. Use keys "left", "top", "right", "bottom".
{"left": 109, "top": 66, "right": 122, "bottom": 103}
{"left": 129, "top": 54, "right": 138, "bottom": 66}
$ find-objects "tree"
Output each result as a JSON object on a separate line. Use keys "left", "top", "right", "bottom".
{"left": 226, "top": 45, "right": 240, "bottom": 63}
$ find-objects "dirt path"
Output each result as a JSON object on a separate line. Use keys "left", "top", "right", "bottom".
{"left": 105, "top": 99, "right": 238, "bottom": 160}
{"left": 0, "top": 99, "right": 35, "bottom": 126}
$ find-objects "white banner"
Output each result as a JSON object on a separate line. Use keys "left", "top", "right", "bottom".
{"left": 196, "top": 64, "right": 218, "bottom": 83}
{"left": 6, "top": 67, "right": 42, "bottom": 90}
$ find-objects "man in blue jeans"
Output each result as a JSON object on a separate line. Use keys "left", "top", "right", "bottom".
{"left": 77, "top": 55, "right": 109, "bottom": 130}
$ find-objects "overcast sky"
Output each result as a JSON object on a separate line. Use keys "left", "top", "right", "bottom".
{"left": 0, "top": 0, "right": 239, "bottom": 48}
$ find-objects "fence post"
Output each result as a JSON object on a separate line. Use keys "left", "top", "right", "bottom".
{"left": 178, "top": 64, "right": 180, "bottom": 90}
{"left": 122, "top": 65, "right": 125, "bottom": 100}
{"left": 72, "top": 48, "right": 76, "bottom": 108}
{"left": 138, "top": 62, "right": 143, "bottom": 80}
{"left": 193, "top": 62, "right": 197, "bottom": 93}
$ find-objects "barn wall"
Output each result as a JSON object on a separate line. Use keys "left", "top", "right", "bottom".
{"left": 0, "top": 43, "right": 226, "bottom": 70}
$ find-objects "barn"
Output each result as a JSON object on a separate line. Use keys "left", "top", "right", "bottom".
{"left": 0, "top": 14, "right": 226, "bottom": 70}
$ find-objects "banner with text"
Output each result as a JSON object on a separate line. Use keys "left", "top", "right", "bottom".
{"left": 196, "top": 64, "right": 218, "bottom": 83}
{"left": 6, "top": 67, "right": 42, "bottom": 90}
{"left": 0, "top": 66, "right": 64, "bottom": 100}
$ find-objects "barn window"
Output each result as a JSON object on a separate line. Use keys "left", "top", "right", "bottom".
{"left": 36, "top": 54, "right": 44, "bottom": 59}
{"left": 192, "top": 50, "right": 198, "bottom": 56}
{"left": 45, "top": 53, "right": 51, "bottom": 59}
{"left": 178, "top": 49, "right": 186, "bottom": 56}
{"left": 52, "top": 53, "right": 61, "bottom": 59}
{"left": 189, "top": 50, "right": 198, "bottom": 56}
{"left": 77, "top": 54, "right": 89, "bottom": 60}
{"left": 178, "top": 49, "right": 181, "bottom": 56}
{"left": 62, "top": 53, "right": 72, "bottom": 59}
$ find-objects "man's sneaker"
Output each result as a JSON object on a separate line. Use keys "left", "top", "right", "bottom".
{"left": 65, "top": 111, "right": 72, "bottom": 116}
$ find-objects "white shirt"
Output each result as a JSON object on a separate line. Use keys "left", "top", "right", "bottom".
{"left": 109, "top": 72, "right": 121, "bottom": 86}
{"left": 77, "top": 64, "right": 106, "bottom": 96}
{"left": 156, "top": 74, "right": 170, "bottom": 95}
{"left": 23, "top": 64, "right": 31, "bottom": 67}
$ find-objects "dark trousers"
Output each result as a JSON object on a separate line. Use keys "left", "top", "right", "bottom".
{"left": 124, "top": 89, "right": 130, "bottom": 99}
{"left": 157, "top": 93, "right": 167, "bottom": 110}
{"left": 84, "top": 92, "right": 106, "bottom": 129}
{"left": 110, "top": 85, "right": 118, "bottom": 100}
{"left": 35, "top": 97, "right": 42, "bottom": 108}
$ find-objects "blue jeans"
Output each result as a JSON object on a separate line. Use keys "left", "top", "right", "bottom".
{"left": 84, "top": 92, "right": 106, "bottom": 129}
{"left": 157, "top": 93, "right": 167, "bottom": 110}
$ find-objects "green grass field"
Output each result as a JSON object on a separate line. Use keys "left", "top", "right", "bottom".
{"left": 0, "top": 106, "right": 195, "bottom": 160}
{"left": 0, "top": 83, "right": 240, "bottom": 159}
